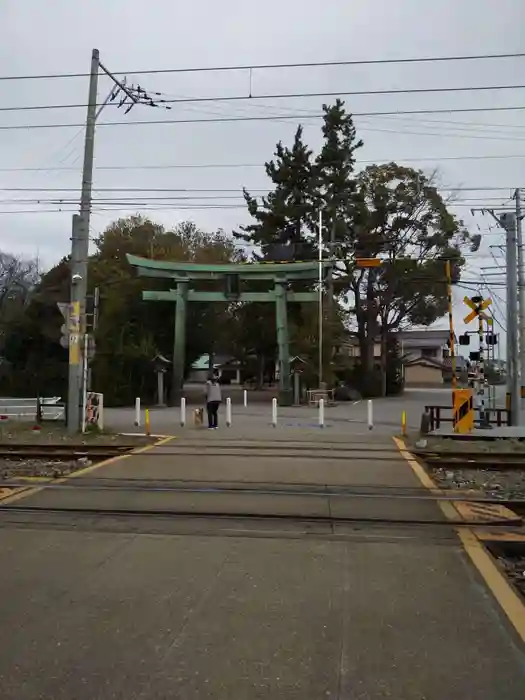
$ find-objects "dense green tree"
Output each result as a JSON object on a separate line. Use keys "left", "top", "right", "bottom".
{"left": 89, "top": 217, "right": 241, "bottom": 404}
{"left": 0, "top": 218, "right": 241, "bottom": 405}
{"left": 315, "top": 99, "right": 363, "bottom": 255}
{"left": 235, "top": 102, "right": 363, "bottom": 385}
{"left": 235, "top": 125, "right": 316, "bottom": 260}
{"left": 1, "top": 259, "right": 69, "bottom": 396}
{"left": 340, "top": 163, "right": 475, "bottom": 394}
{"left": 236, "top": 103, "right": 477, "bottom": 395}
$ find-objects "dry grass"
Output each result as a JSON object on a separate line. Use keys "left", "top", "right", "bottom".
{"left": 0, "top": 421, "right": 155, "bottom": 446}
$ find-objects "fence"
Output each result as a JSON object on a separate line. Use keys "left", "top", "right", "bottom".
{"left": 0, "top": 397, "right": 65, "bottom": 422}
{"left": 425, "top": 404, "right": 511, "bottom": 431}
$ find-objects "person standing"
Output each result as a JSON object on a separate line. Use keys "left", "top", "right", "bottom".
{"left": 205, "top": 374, "right": 222, "bottom": 429}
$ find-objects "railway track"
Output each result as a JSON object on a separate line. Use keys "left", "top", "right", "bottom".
{"left": 413, "top": 451, "right": 525, "bottom": 468}
{"left": 0, "top": 502, "right": 517, "bottom": 528}
{"left": 0, "top": 443, "right": 137, "bottom": 460}
{"left": 0, "top": 477, "right": 524, "bottom": 504}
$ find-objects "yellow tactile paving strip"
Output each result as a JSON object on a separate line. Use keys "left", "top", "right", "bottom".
{"left": 393, "top": 436, "right": 525, "bottom": 645}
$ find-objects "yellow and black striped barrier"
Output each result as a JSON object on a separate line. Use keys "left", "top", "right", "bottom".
{"left": 453, "top": 388, "right": 474, "bottom": 433}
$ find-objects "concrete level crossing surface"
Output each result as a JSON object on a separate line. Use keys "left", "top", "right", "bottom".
{"left": 0, "top": 432, "right": 524, "bottom": 699}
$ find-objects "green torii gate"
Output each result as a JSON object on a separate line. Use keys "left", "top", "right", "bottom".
{"left": 127, "top": 255, "right": 330, "bottom": 406}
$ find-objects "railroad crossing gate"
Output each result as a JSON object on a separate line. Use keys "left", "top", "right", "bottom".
{"left": 463, "top": 296, "right": 492, "bottom": 325}
{"left": 126, "top": 255, "right": 332, "bottom": 406}
{"left": 453, "top": 388, "right": 474, "bottom": 433}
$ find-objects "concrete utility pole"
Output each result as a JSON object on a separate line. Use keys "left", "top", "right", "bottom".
{"left": 515, "top": 189, "right": 525, "bottom": 408}
{"left": 67, "top": 49, "right": 99, "bottom": 433}
{"left": 66, "top": 49, "right": 170, "bottom": 431}
{"left": 479, "top": 206, "right": 522, "bottom": 426}
{"left": 327, "top": 221, "right": 335, "bottom": 313}
{"left": 318, "top": 209, "right": 323, "bottom": 386}
{"left": 501, "top": 211, "right": 521, "bottom": 425}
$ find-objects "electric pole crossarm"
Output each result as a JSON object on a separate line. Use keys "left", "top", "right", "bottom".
{"left": 99, "top": 62, "right": 140, "bottom": 109}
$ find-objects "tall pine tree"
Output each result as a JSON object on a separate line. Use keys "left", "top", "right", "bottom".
{"left": 314, "top": 101, "right": 364, "bottom": 382}
{"left": 315, "top": 99, "right": 363, "bottom": 256}
{"left": 234, "top": 125, "right": 316, "bottom": 261}
{"left": 235, "top": 103, "right": 362, "bottom": 385}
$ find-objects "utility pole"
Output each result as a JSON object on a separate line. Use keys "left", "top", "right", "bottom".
{"left": 501, "top": 211, "right": 521, "bottom": 425}
{"left": 67, "top": 50, "right": 99, "bottom": 433}
{"left": 445, "top": 260, "right": 456, "bottom": 394}
{"left": 327, "top": 221, "right": 335, "bottom": 312}
{"left": 515, "top": 188, "right": 525, "bottom": 408}
{"left": 66, "top": 48, "right": 170, "bottom": 431}
{"left": 475, "top": 206, "right": 521, "bottom": 426}
{"left": 318, "top": 209, "right": 323, "bottom": 387}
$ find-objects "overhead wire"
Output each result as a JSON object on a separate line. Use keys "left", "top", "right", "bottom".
{"left": 2, "top": 153, "right": 525, "bottom": 173}
{"left": 0, "top": 186, "right": 519, "bottom": 192}
{"left": 3, "top": 108, "right": 525, "bottom": 131}
{"left": 0, "top": 197, "right": 513, "bottom": 208}
{"left": 0, "top": 50, "right": 523, "bottom": 81}
{"left": 2, "top": 82, "right": 525, "bottom": 112}
{"left": 1, "top": 53, "right": 520, "bottom": 294}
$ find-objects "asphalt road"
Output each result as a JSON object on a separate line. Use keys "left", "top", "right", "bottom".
{"left": 106, "top": 388, "right": 454, "bottom": 436}
{"left": 0, "top": 432, "right": 524, "bottom": 699}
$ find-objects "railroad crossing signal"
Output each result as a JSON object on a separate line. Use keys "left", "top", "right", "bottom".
{"left": 463, "top": 296, "right": 493, "bottom": 325}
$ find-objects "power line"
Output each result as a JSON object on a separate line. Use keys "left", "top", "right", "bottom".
{"left": 0, "top": 186, "right": 518, "bottom": 192}
{"left": 0, "top": 196, "right": 250, "bottom": 204}
{"left": 358, "top": 124, "right": 525, "bottom": 143}
{"left": 0, "top": 196, "right": 513, "bottom": 206}
{"left": 2, "top": 153, "right": 525, "bottom": 173}
{"left": 1, "top": 51, "right": 524, "bottom": 81}
{"left": 0, "top": 202, "right": 514, "bottom": 215}
{"left": 3, "top": 83, "right": 525, "bottom": 112}
{"left": 3, "top": 106, "right": 525, "bottom": 131}
{"left": 0, "top": 205, "right": 247, "bottom": 214}
{"left": 0, "top": 187, "right": 266, "bottom": 192}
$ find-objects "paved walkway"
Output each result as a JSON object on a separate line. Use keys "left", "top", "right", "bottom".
{"left": 105, "top": 390, "right": 440, "bottom": 437}
{"left": 0, "top": 432, "right": 524, "bottom": 699}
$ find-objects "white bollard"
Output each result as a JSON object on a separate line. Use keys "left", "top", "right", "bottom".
{"left": 271, "top": 398, "right": 278, "bottom": 427}
{"left": 180, "top": 397, "right": 186, "bottom": 427}
{"left": 226, "top": 397, "right": 232, "bottom": 427}
{"left": 98, "top": 395, "right": 104, "bottom": 431}
{"left": 134, "top": 397, "right": 141, "bottom": 427}
{"left": 318, "top": 398, "right": 325, "bottom": 428}
{"left": 243, "top": 389, "right": 248, "bottom": 408}
{"left": 367, "top": 399, "right": 373, "bottom": 430}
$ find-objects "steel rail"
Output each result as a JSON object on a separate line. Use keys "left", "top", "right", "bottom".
{"left": 1, "top": 479, "right": 524, "bottom": 504}
{"left": 0, "top": 503, "right": 517, "bottom": 527}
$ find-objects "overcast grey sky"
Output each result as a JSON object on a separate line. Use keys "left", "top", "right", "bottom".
{"left": 1, "top": 0, "right": 524, "bottom": 346}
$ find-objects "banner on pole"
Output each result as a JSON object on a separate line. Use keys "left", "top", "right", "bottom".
{"left": 84, "top": 392, "right": 104, "bottom": 430}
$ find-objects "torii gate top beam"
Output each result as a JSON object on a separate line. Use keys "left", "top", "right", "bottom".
{"left": 126, "top": 254, "right": 331, "bottom": 280}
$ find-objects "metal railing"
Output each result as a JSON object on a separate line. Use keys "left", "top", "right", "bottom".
{"left": 424, "top": 404, "right": 511, "bottom": 431}
{"left": 0, "top": 397, "right": 65, "bottom": 422}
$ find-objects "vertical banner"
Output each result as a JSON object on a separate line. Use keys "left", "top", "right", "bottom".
{"left": 84, "top": 392, "right": 104, "bottom": 430}
{"left": 81, "top": 334, "right": 88, "bottom": 433}
{"left": 69, "top": 301, "right": 80, "bottom": 366}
